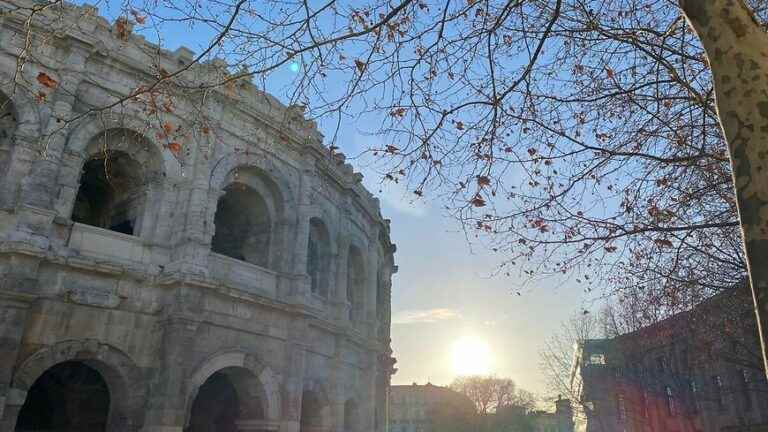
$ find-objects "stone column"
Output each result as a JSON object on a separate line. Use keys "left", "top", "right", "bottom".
{"left": 163, "top": 127, "right": 215, "bottom": 278}
{"left": 15, "top": 54, "right": 84, "bottom": 249}
{"left": 20, "top": 43, "right": 85, "bottom": 209}
{"left": 0, "top": 132, "right": 39, "bottom": 211}
{"left": 361, "top": 353, "right": 377, "bottom": 432}
{"left": 292, "top": 215, "right": 311, "bottom": 296}
{"left": 282, "top": 318, "right": 308, "bottom": 432}
{"left": 365, "top": 229, "right": 380, "bottom": 335}
{"left": 336, "top": 237, "right": 350, "bottom": 321}
{"left": 328, "top": 335, "right": 344, "bottom": 432}
{"left": 164, "top": 179, "right": 211, "bottom": 277}
{"left": 0, "top": 295, "right": 31, "bottom": 432}
{"left": 142, "top": 314, "right": 199, "bottom": 432}
{"left": 680, "top": 0, "right": 768, "bottom": 377}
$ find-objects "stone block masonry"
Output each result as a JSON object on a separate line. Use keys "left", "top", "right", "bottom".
{"left": 0, "top": 1, "right": 397, "bottom": 431}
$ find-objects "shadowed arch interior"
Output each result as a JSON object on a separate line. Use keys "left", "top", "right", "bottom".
{"left": 299, "top": 390, "right": 325, "bottom": 432}
{"left": 14, "top": 361, "right": 110, "bottom": 432}
{"left": 344, "top": 399, "right": 360, "bottom": 432}
{"left": 307, "top": 217, "right": 331, "bottom": 297}
{"left": 212, "top": 183, "right": 272, "bottom": 267}
{"left": 186, "top": 367, "right": 267, "bottom": 432}
{"left": 72, "top": 149, "right": 145, "bottom": 235}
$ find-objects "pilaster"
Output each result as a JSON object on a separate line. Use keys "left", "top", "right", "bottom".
{"left": 142, "top": 314, "right": 200, "bottom": 432}
{"left": 0, "top": 294, "right": 31, "bottom": 432}
{"left": 282, "top": 317, "right": 309, "bottom": 432}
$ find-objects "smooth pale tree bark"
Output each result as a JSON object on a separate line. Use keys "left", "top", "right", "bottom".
{"left": 679, "top": 0, "right": 768, "bottom": 377}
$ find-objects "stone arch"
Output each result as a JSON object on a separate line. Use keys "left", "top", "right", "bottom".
{"left": 184, "top": 350, "right": 282, "bottom": 428}
{"left": 10, "top": 339, "right": 146, "bottom": 432}
{"left": 300, "top": 379, "right": 332, "bottom": 432}
{"left": 66, "top": 128, "right": 164, "bottom": 237}
{"left": 210, "top": 161, "right": 295, "bottom": 271}
{"left": 307, "top": 217, "right": 332, "bottom": 298}
{"left": 64, "top": 115, "right": 179, "bottom": 179}
{"left": 208, "top": 149, "right": 296, "bottom": 204}
{"left": 15, "top": 361, "right": 111, "bottom": 431}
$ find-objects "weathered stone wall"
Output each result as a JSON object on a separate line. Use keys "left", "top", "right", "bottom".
{"left": 0, "top": 2, "right": 396, "bottom": 431}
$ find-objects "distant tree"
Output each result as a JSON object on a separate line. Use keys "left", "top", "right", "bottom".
{"left": 449, "top": 375, "right": 535, "bottom": 415}
{"left": 539, "top": 311, "right": 604, "bottom": 401}
{"left": 430, "top": 400, "right": 478, "bottom": 432}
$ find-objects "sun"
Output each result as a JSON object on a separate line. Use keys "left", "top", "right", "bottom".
{"left": 452, "top": 337, "right": 492, "bottom": 376}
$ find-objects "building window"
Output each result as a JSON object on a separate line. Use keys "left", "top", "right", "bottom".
{"left": 665, "top": 385, "right": 676, "bottom": 416}
{"left": 657, "top": 356, "right": 667, "bottom": 373}
{"left": 740, "top": 370, "right": 752, "bottom": 411}
{"left": 689, "top": 379, "right": 700, "bottom": 414}
{"left": 713, "top": 375, "right": 725, "bottom": 411}
{"left": 678, "top": 348, "right": 689, "bottom": 371}
{"left": 589, "top": 353, "right": 606, "bottom": 365}
{"left": 616, "top": 393, "right": 626, "bottom": 421}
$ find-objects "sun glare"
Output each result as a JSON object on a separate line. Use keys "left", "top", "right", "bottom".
{"left": 452, "top": 337, "right": 491, "bottom": 376}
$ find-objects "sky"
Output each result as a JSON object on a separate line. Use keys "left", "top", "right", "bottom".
{"left": 357, "top": 152, "right": 587, "bottom": 395}
{"left": 82, "top": 1, "right": 596, "bottom": 398}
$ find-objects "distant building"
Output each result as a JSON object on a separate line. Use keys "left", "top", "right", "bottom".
{"left": 389, "top": 383, "right": 476, "bottom": 432}
{"left": 570, "top": 286, "right": 768, "bottom": 432}
{"left": 495, "top": 397, "right": 573, "bottom": 432}
{"left": 527, "top": 398, "right": 575, "bottom": 432}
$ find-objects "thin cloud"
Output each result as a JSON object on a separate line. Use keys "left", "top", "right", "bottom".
{"left": 376, "top": 183, "right": 429, "bottom": 217}
{"left": 392, "top": 308, "right": 462, "bottom": 324}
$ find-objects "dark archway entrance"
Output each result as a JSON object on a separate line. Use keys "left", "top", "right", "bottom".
{"left": 212, "top": 184, "right": 272, "bottom": 267}
{"left": 343, "top": 399, "right": 359, "bottom": 432}
{"left": 186, "top": 367, "right": 268, "bottom": 432}
{"left": 185, "top": 371, "right": 239, "bottom": 432}
{"left": 14, "top": 361, "right": 110, "bottom": 432}
{"left": 299, "top": 390, "right": 325, "bottom": 432}
{"left": 72, "top": 150, "right": 145, "bottom": 235}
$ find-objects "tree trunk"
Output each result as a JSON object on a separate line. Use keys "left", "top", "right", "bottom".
{"left": 679, "top": 0, "right": 768, "bottom": 377}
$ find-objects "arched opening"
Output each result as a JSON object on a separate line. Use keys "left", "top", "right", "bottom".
{"left": 307, "top": 218, "right": 331, "bottom": 297}
{"left": 0, "top": 91, "right": 17, "bottom": 175}
{"left": 72, "top": 150, "right": 145, "bottom": 235}
{"left": 186, "top": 367, "right": 267, "bottom": 432}
{"left": 299, "top": 390, "right": 325, "bottom": 432}
{"left": 344, "top": 399, "right": 360, "bottom": 432}
{"left": 347, "top": 245, "right": 366, "bottom": 322}
{"left": 15, "top": 361, "right": 110, "bottom": 432}
{"left": 212, "top": 183, "right": 272, "bottom": 267}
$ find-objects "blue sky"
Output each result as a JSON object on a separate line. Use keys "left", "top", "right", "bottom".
{"left": 361, "top": 156, "right": 586, "bottom": 393}
{"left": 86, "top": 0, "right": 597, "bottom": 396}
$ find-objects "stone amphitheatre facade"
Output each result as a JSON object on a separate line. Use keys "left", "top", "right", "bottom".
{"left": 0, "top": 2, "right": 396, "bottom": 432}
